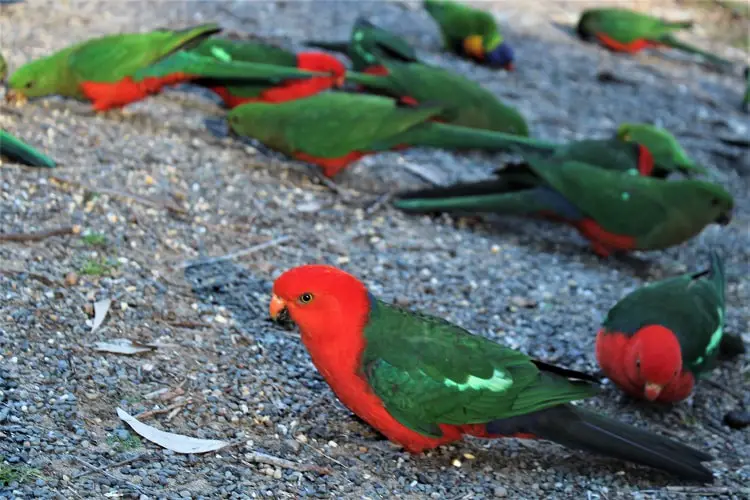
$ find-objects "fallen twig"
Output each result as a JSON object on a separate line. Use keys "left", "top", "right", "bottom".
{"left": 363, "top": 192, "right": 392, "bottom": 217}
{"left": 0, "top": 225, "right": 77, "bottom": 242}
{"left": 165, "top": 320, "right": 212, "bottom": 329}
{"left": 72, "top": 453, "right": 151, "bottom": 479}
{"left": 666, "top": 486, "right": 738, "bottom": 495}
{"left": 0, "top": 268, "right": 57, "bottom": 286}
{"left": 134, "top": 401, "right": 189, "bottom": 421}
{"left": 71, "top": 456, "right": 147, "bottom": 494}
{"left": 49, "top": 175, "right": 187, "bottom": 214}
{"left": 174, "top": 235, "right": 293, "bottom": 270}
{"left": 242, "top": 452, "right": 332, "bottom": 475}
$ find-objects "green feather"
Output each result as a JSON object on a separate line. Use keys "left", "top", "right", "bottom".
{"left": 423, "top": 0, "right": 503, "bottom": 52}
{"left": 7, "top": 23, "right": 221, "bottom": 99}
{"left": 188, "top": 37, "right": 297, "bottom": 67}
{"left": 0, "top": 130, "right": 56, "bottom": 168}
{"left": 602, "top": 250, "right": 727, "bottom": 375}
{"left": 345, "top": 59, "right": 529, "bottom": 135}
{"left": 616, "top": 123, "right": 709, "bottom": 177}
{"left": 0, "top": 51, "right": 7, "bottom": 81}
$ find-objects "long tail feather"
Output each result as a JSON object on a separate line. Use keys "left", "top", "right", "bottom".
{"left": 487, "top": 405, "right": 714, "bottom": 481}
{"left": 659, "top": 35, "right": 733, "bottom": 68}
{"left": 0, "top": 131, "right": 56, "bottom": 168}
{"left": 304, "top": 40, "right": 351, "bottom": 55}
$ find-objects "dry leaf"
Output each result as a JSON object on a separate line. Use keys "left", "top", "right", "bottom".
{"left": 93, "top": 339, "right": 155, "bottom": 355}
{"left": 117, "top": 408, "right": 229, "bottom": 454}
{"left": 88, "top": 298, "right": 112, "bottom": 332}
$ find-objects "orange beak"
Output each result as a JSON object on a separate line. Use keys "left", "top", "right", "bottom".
{"left": 269, "top": 294, "right": 287, "bottom": 321}
{"left": 644, "top": 382, "right": 664, "bottom": 401}
{"left": 5, "top": 88, "right": 26, "bottom": 104}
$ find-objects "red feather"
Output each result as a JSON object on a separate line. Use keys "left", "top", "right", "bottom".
{"left": 80, "top": 72, "right": 190, "bottom": 111}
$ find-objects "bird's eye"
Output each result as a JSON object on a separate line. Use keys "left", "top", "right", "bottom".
{"left": 710, "top": 198, "right": 720, "bottom": 206}
{"left": 635, "top": 358, "right": 641, "bottom": 369}
{"left": 25, "top": 81, "right": 34, "bottom": 89}
{"left": 298, "top": 292, "right": 314, "bottom": 304}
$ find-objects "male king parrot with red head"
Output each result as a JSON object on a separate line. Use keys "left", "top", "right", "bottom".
{"left": 269, "top": 264, "right": 714, "bottom": 480}
{"left": 596, "top": 251, "right": 743, "bottom": 403}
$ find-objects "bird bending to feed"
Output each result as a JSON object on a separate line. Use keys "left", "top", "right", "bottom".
{"left": 597, "top": 250, "right": 744, "bottom": 403}
{"left": 269, "top": 264, "right": 714, "bottom": 481}
{"left": 392, "top": 155, "right": 733, "bottom": 257}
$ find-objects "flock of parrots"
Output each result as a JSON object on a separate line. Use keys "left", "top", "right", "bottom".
{"left": 1, "top": 0, "right": 748, "bottom": 483}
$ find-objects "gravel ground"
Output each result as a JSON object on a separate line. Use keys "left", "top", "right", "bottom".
{"left": 1, "top": 1, "right": 749, "bottom": 498}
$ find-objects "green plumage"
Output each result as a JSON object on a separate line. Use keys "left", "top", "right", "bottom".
{"left": 423, "top": 0, "right": 503, "bottom": 52}
{"left": 7, "top": 23, "right": 222, "bottom": 99}
{"left": 616, "top": 123, "right": 708, "bottom": 177}
{"left": 0, "top": 51, "right": 7, "bottom": 81}
{"left": 0, "top": 130, "right": 56, "bottom": 168}
{"left": 345, "top": 59, "right": 528, "bottom": 135}
{"left": 362, "top": 298, "right": 598, "bottom": 437}
{"left": 189, "top": 37, "right": 297, "bottom": 67}
{"left": 577, "top": 8, "right": 732, "bottom": 67}
{"left": 227, "top": 92, "right": 545, "bottom": 160}
{"left": 307, "top": 17, "right": 419, "bottom": 71}
{"left": 393, "top": 156, "right": 734, "bottom": 252}
{"left": 603, "top": 251, "right": 728, "bottom": 376}
{"left": 743, "top": 66, "right": 750, "bottom": 112}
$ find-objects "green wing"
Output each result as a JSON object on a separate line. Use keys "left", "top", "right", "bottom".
{"left": 188, "top": 38, "right": 297, "bottom": 66}
{"left": 380, "top": 60, "right": 528, "bottom": 135}
{"left": 348, "top": 18, "right": 419, "bottom": 70}
{"left": 579, "top": 8, "right": 690, "bottom": 43}
{"left": 603, "top": 251, "right": 725, "bottom": 375}
{"left": 67, "top": 24, "right": 220, "bottom": 84}
{"left": 227, "top": 93, "right": 444, "bottom": 158}
{"left": 361, "top": 299, "right": 598, "bottom": 437}
{"left": 554, "top": 138, "right": 642, "bottom": 173}
{"left": 526, "top": 157, "right": 676, "bottom": 238}
{"left": 0, "top": 130, "right": 56, "bottom": 168}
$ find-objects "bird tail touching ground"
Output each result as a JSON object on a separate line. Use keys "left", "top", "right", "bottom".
{"left": 486, "top": 405, "right": 714, "bottom": 481}
{"left": 0, "top": 131, "right": 56, "bottom": 168}
{"left": 659, "top": 35, "right": 733, "bottom": 68}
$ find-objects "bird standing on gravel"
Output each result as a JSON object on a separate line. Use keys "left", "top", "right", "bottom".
{"left": 269, "top": 264, "right": 715, "bottom": 481}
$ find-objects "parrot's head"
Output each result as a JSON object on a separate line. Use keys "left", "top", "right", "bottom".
{"left": 270, "top": 265, "right": 370, "bottom": 347}
{"left": 462, "top": 35, "right": 514, "bottom": 71}
{"left": 677, "top": 180, "right": 734, "bottom": 228}
{"left": 6, "top": 56, "right": 60, "bottom": 101}
{"left": 625, "top": 325, "right": 683, "bottom": 401}
{"left": 296, "top": 52, "right": 347, "bottom": 87}
{"left": 485, "top": 41, "right": 515, "bottom": 71}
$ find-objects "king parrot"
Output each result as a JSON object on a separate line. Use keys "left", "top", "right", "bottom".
{"left": 423, "top": 0, "right": 514, "bottom": 70}
{"left": 227, "top": 93, "right": 551, "bottom": 177}
{"left": 616, "top": 123, "right": 708, "bottom": 177}
{"left": 392, "top": 156, "right": 733, "bottom": 257}
{"left": 344, "top": 59, "right": 529, "bottom": 135}
{"left": 0, "top": 130, "right": 56, "bottom": 168}
{"left": 576, "top": 8, "right": 732, "bottom": 68}
{"left": 597, "top": 251, "right": 744, "bottom": 403}
{"left": 269, "top": 264, "right": 714, "bottom": 480}
{"left": 187, "top": 37, "right": 346, "bottom": 108}
{"left": 306, "top": 17, "right": 420, "bottom": 73}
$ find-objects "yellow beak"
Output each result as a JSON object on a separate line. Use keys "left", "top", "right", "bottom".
{"left": 5, "top": 89, "right": 27, "bottom": 104}
{"left": 269, "top": 294, "right": 287, "bottom": 320}
{"left": 644, "top": 382, "right": 664, "bottom": 401}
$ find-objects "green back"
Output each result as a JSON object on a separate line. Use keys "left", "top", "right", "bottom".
{"left": 227, "top": 93, "right": 443, "bottom": 158}
{"left": 378, "top": 60, "right": 528, "bottom": 135}
{"left": 617, "top": 123, "right": 707, "bottom": 176}
{"left": 423, "top": 0, "right": 502, "bottom": 50}
{"left": 348, "top": 18, "right": 419, "bottom": 71}
{"left": 188, "top": 38, "right": 297, "bottom": 66}
{"left": 526, "top": 157, "right": 733, "bottom": 249}
{"left": 361, "top": 297, "right": 598, "bottom": 436}
{"left": 555, "top": 138, "right": 644, "bottom": 174}
{"left": 603, "top": 251, "right": 725, "bottom": 375}
{"left": 8, "top": 23, "right": 220, "bottom": 98}
{"left": 578, "top": 8, "right": 690, "bottom": 43}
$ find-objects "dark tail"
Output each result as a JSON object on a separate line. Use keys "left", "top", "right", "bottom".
{"left": 707, "top": 249, "right": 726, "bottom": 303}
{"left": 396, "top": 122, "right": 559, "bottom": 153}
{"left": 304, "top": 40, "right": 351, "bottom": 55}
{"left": 659, "top": 35, "right": 733, "bottom": 68}
{"left": 0, "top": 131, "right": 56, "bottom": 168}
{"left": 486, "top": 405, "right": 714, "bottom": 481}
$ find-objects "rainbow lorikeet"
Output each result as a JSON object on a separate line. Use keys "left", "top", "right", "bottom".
{"left": 269, "top": 264, "right": 714, "bottom": 480}
{"left": 576, "top": 8, "right": 732, "bottom": 68}
{"left": 5, "top": 25, "right": 340, "bottom": 112}
{"left": 616, "top": 123, "right": 708, "bottom": 177}
{"left": 0, "top": 130, "right": 56, "bottom": 168}
{"left": 306, "top": 17, "right": 420, "bottom": 74}
{"left": 187, "top": 38, "right": 346, "bottom": 109}
{"left": 227, "top": 92, "right": 547, "bottom": 177}
{"left": 423, "top": 0, "right": 514, "bottom": 70}
{"left": 344, "top": 59, "right": 528, "bottom": 135}
{"left": 392, "top": 156, "right": 733, "bottom": 257}
{"left": 596, "top": 251, "right": 744, "bottom": 403}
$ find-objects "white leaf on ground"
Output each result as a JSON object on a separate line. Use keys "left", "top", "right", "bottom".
{"left": 93, "top": 339, "right": 154, "bottom": 355}
{"left": 116, "top": 408, "right": 229, "bottom": 454}
{"left": 89, "top": 298, "right": 112, "bottom": 332}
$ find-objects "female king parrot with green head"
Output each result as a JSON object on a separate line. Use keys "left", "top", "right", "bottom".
{"left": 596, "top": 251, "right": 743, "bottom": 403}
{"left": 392, "top": 156, "right": 734, "bottom": 257}
{"left": 423, "top": 0, "right": 514, "bottom": 70}
{"left": 616, "top": 123, "right": 708, "bottom": 177}
{"left": 269, "top": 264, "right": 715, "bottom": 480}
{"left": 576, "top": 8, "right": 732, "bottom": 67}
